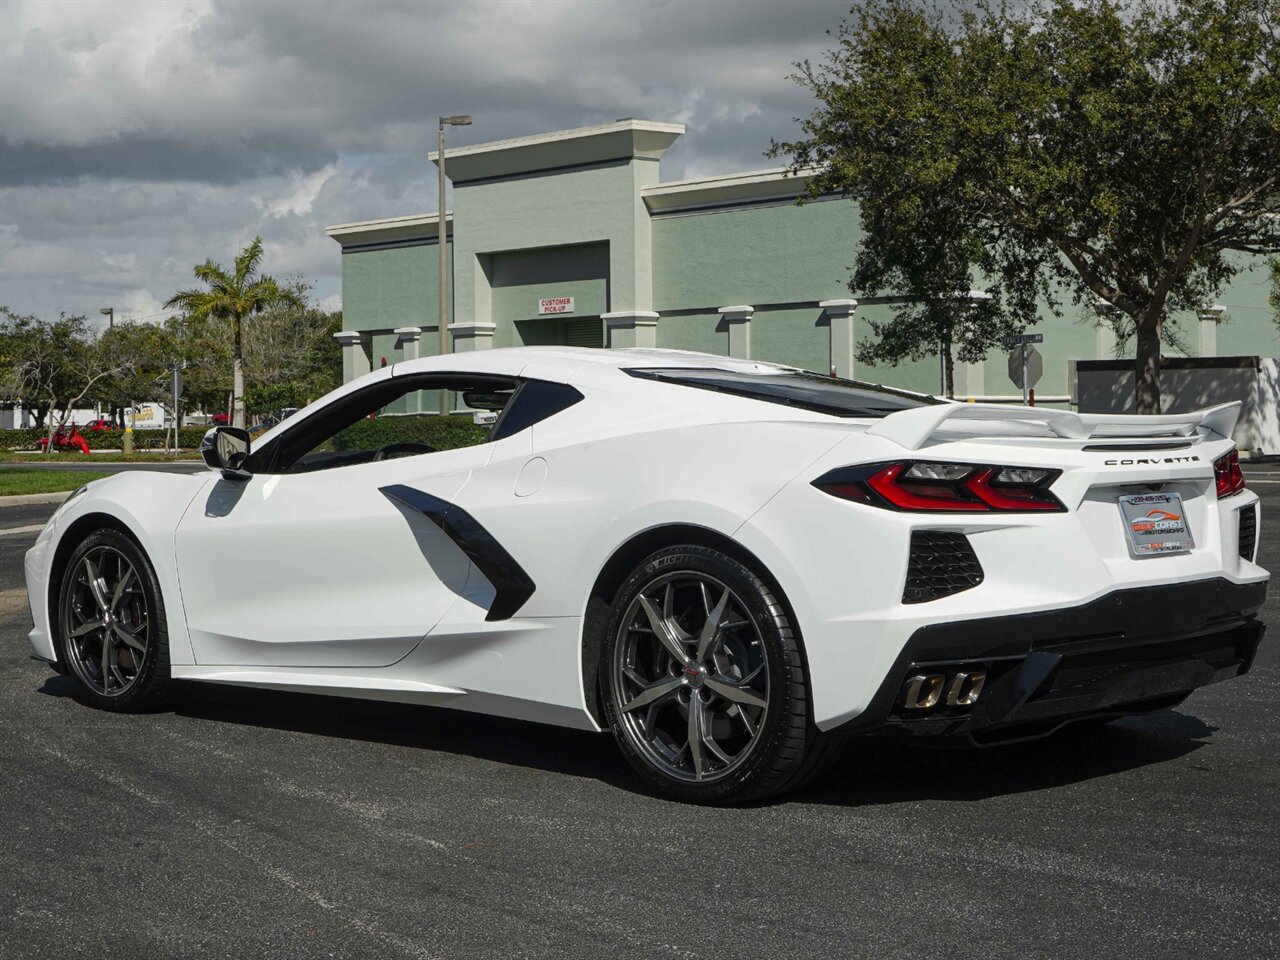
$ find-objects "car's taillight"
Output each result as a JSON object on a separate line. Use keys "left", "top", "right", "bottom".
{"left": 1214, "top": 450, "right": 1245, "bottom": 498}
{"left": 813, "top": 461, "right": 1065, "bottom": 513}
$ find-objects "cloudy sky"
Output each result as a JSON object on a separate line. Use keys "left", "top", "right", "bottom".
{"left": 0, "top": 0, "right": 853, "bottom": 325}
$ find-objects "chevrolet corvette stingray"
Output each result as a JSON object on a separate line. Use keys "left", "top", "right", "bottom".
{"left": 25, "top": 347, "right": 1267, "bottom": 802}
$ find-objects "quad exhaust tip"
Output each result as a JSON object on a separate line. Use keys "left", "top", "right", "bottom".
{"left": 902, "top": 670, "right": 986, "bottom": 711}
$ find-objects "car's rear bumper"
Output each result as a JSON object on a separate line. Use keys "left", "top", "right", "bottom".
{"left": 844, "top": 577, "right": 1266, "bottom": 744}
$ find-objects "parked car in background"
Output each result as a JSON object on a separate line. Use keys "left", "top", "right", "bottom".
{"left": 83, "top": 419, "right": 114, "bottom": 432}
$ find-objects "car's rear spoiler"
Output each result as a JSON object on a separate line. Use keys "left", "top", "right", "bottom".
{"left": 864, "top": 401, "right": 1241, "bottom": 451}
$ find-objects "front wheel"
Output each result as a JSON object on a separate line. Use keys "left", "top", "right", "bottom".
{"left": 57, "top": 528, "right": 173, "bottom": 711}
{"left": 600, "top": 545, "right": 836, "bottom": 803}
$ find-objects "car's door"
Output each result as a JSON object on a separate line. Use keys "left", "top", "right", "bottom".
{"left": 173, "top": 374, "right": 520, "bottom": 668}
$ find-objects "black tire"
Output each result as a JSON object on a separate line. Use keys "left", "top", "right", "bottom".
{"left": 600, "top": 545, "right": 838, "bottom": 804}
{"left": 56, "top": 528, "right": 173, "bottom": 712}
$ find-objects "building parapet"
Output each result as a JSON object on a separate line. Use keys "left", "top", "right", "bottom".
{"left": 325, "top": 212, "right": 452, "bottom": 250}
{"left": 643, "top": 167, "right": 823, "bottom": 215}
{"left": 429, "top": 118, "right": 685, "bottom": 185}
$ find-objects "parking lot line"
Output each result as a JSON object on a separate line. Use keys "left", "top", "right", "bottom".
{"left": 0, "top": 524, "right": 45, "bottom": 537}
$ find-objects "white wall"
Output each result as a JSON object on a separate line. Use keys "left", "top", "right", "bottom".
{"left": 0, "top": 407, "right": 98, "bottom": 429}
{"left": 1075, "top": 357, "right": 1280, "bottom": 455}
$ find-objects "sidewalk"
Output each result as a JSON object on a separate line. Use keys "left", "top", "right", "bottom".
{"left": 0, "top": 491, "right": 71, "bottom": 507}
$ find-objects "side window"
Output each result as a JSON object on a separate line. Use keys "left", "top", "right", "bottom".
{"left": 490, "top": 380, "right": 584, "bottom": 440}
{"left": 253, "top": 375, "right": 511, "bottom": 475}
{"left": 248, "top": 374, "right": 582, "bottom": 475}
{"left": 297, "top": 385, "right": 493, "bottom": 473}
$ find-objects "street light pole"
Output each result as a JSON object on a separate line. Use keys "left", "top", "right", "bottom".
{"left": 99, "top": 307, "right": 115, "bottom": 424}
{"left": 437, "top": 114, "right": 472, "bottom": 415}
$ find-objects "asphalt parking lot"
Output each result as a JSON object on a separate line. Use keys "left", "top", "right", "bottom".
{"left": 2, "top": 472, "right": 1278, "bottom": 960}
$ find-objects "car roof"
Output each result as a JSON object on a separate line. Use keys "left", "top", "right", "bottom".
{"left": 391, "top": 345, "right": 800, "bottom": 379}
{"left": 246, "top": 346, "right": 804, "bottom": 450}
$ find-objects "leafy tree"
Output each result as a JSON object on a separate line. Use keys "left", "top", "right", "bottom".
{"left": 0, "top": 309, "right": 133, "bottom": 445}
{"left": 244, "top": 382, "right": 306, "bottom": 418}
{"left": 236, "top": 284, "right": 342, "bottom": 413}
{"left": 165, "top": 237, "right": 303, "bottom": 428}
{"left": 860, "top": 287, "right": 1012, "bottom": 399}
{"left": 95, "top": 320, "right": 183, "bottom": 426}
{"left": 0, "top": 310, "right": 50, "bottom": 426}
{"left": 166, "top": 313, "right": 234, "bottom": 419}
{"left": 772, "top": 0, "right": 1280, "bottom": 413}
{"left": 176, "top": 279, "right": 342, "bottom": 421}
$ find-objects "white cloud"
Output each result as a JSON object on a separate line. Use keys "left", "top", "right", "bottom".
{"left": 0, "top": 0, "right": 853, "bottom": 320}
{"left": 258, "top": 163, "right": 339, "bottom": 220}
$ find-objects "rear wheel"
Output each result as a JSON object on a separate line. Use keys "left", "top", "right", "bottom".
{"left": 600, "top": 545, "right": 836, "bottom": 803}
{"left": 57, "top": 528, "right": 172, "bottom": 711}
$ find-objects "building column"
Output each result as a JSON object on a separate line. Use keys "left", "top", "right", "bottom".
{"left": 334, "top": 331, "right": 370, "bottom": 384}
{"left": 603, "top": 311, "right": 659, "bottom": 349}
{"left": 448, "top": 321, "right": 496, "bottom": 353}
{"left": 395, "top": 326, "right": 423, "bottom": 361}
{"left": 1197, "top": 305, "right": 1224, "bottom": 357}
{"left": 719, "top": 305, "right": 754, "bottom": 359}
{"left": 956, "top": 357, "right": 985, "bottom": 399}
{"left": 1093, "top": 299, "right": 1117, "bottom": 359}
{"left": 393, "top": 327, "right": 424, "bottom": 411}
{"left": 819, "top": 299, "right": 858, "bottom": 378}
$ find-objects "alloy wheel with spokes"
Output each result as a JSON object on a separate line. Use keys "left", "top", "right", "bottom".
{"left": 604, "top": 546, "right": 829, "bottom": 802}
{"left": 63, "top": 544, "right": 150, "bottom": 697}
{"left": 57, "top": 529, "right": 171, "bottom": 712}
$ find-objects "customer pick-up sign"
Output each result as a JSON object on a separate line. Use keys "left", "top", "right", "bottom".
{"left": 538, "top": 297, "right": 574, "bottom": 315}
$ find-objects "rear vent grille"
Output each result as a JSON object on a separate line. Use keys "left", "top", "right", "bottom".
{"left": 1238, "top": 505, "right": 1257, "bottom": 561}
{"left": 903, "top": 531, "right": 984, "bottom": 604}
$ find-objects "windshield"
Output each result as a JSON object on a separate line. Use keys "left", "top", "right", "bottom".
{"left": 625, "top": 367, "right": 940, "bottom": 418}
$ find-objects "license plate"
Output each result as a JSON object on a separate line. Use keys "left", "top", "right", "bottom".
{"left": 1118, "top": 492, "right": 1194, "bottom": 558}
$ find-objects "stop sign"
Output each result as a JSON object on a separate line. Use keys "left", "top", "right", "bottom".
{"left": 1008, "top": 344, "right": 1043, "bottom": 389}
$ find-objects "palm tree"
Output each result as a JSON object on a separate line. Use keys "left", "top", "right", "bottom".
{"left": 165, "top": 237, "right": 302, "bottom": 429}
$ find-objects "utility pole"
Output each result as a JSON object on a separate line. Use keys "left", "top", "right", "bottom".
{"left": 437, "top": 114, "right": 471, "bottom": 415}
{"left": 169, "top": 362, "right": 184, "bottom": 453}
{"left": 99, "top": 308, "right": 115, "bottom": 423}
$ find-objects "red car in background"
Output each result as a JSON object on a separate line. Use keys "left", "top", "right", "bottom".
{"left": 83, "top": 419, "right": 114, "bottom": 431}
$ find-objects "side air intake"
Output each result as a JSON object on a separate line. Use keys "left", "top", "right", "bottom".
{"left": 1238, "top": 504, "right": 1257, "bottom": 562}
{"left": 903, "top": 531, "right": 984, "bottom": 604}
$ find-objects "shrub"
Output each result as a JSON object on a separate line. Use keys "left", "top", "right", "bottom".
{"left": 1, "top": 415, "right": 490, "bottom": 455}
{"left": 331, "top": 414, "right": 489, "bottom": 452}
{"left": 0, "top": 426, "right": 212, "bottom": 452}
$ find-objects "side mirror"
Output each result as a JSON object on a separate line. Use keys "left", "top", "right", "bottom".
{"left": 201, "top": 427, "right": 252, "bottom": 481}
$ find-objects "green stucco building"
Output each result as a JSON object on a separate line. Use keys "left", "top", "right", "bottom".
{"left": 327, "top": 119, "right": 1277, "bottom": 406}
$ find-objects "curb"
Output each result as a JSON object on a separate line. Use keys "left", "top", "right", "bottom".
{"left": 0, "top": 491, "right": 73, "bottom": 507}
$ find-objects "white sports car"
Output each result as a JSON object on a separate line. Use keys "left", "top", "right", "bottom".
{"left": 25, "top": 347, "right": 1268, "bottom": 802}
